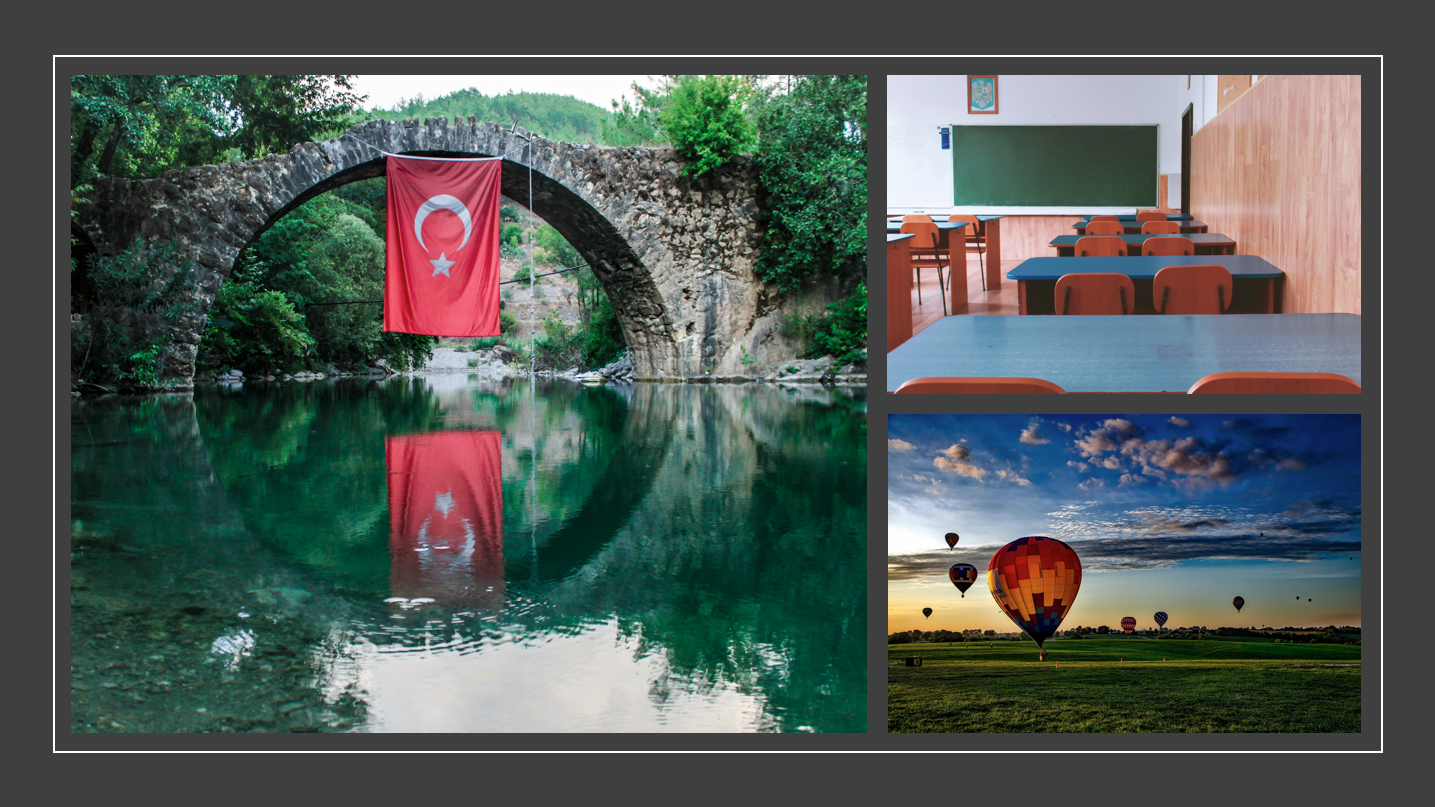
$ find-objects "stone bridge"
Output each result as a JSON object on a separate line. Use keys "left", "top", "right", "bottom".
{"left": 73, "top": 118, "right": 773, "bottom": 383}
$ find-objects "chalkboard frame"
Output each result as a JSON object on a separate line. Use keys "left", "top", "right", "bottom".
{"left": 950, "top": 124, "right": 1159, "bottom": 208}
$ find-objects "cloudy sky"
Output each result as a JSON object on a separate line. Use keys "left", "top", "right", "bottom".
{"left": 350, "top": 75, "right": 655, "bottom": 113}
{"left": 888, "top": 414, "right": 1362, "bottom": 634}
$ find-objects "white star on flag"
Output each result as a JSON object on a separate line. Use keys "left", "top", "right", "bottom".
{"left": 430, "top": 253, "right": 456, "bottom": 277}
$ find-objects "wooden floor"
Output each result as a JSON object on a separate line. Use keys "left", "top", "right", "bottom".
{"left": 912, "top": 258, "right": 1024, "bottom": 336}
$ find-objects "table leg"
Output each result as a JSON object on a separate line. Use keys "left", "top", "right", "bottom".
{"left": 985, "top": 218, "right": 1002, "bottom": 289}
{"left": 886, "top": 239, "right": 913, "bottom": 351}
{"left": 1018, "top": 279, "right": 1029, "bottom": 315}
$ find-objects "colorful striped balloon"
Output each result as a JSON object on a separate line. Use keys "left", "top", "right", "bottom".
{"left": 1121, "top": 616, "right": 1136, "bottom": 635}
{"left": 988, "top": 536, "right": 1081, "bottom": 660}
{"left": 1153, "top": 611, "right": 1168, "bottom": 628}
{"left": 1233, "top": 596, "right": 1245, "bottom": 612}
{"left": 949, "top": 563, "right": 979, "bottom": 597}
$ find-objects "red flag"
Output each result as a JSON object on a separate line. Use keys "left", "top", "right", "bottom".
{"left": 387, "top": 431, "right": 504, "bottom": 608}
{"left": 384, "top": 155, "right": 502, "bottom": 336}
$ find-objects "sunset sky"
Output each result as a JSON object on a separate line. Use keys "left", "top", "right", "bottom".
{"left": 888, "top": 414, "right": 1362, "bottom": 634}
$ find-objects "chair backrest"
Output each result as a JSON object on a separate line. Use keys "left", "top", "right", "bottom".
{"left": 1136, "top": 211, "right": 1168, "bottom": 221}
{"left": 1054, "top": 273, "right": 1135, "bottom": 315}
{"left": 1141, "top": 220, "right": 1181, "bottom": 234}
{"left": 946, "top": 214, "right": 982, "bottom": 241}
{"left": 1075, "top": 236, "right": 1128, "bottom": 257}
{"left": 1089, "top": 215, "right": 1120, "bottom": 222}
{"left": 1084, "top": 220, "right": 1126, "bottom": 235}
{"left": 1188, "top": 372, "right": 1361, "bottom": 394}
{"left": 900, "top": 222, "right": 944, "bottom": 262}
{"left": 1153, "top": 264, "right": 1233, "bottom": 314}
{"left": 902, "top": 214, "right": 934, "bottom": 224}
{"left": 1141, "top": 236, "right": 1195, "bottom": 257}
{"left": 895, "top": 377, "right": 1067, "bottom": 394}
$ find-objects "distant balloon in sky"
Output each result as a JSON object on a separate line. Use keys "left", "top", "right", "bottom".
{"left": 988, "top": 536, "right": 1081, "bottom": 661}
{"left": 922, "top": 607, "right": 933, "bottom": 619}
{"left": 1153, "top": 611, "right": 1168, "bottom": 628}
{"left": 1233, "top": 596, "right": 1245, "bottom": 613}
{"left": 1121, "top": 616, "right": 1136, "bottom": 635}
{"left": 945, "top": 532, "right": 960, "bottom": 550}
{"left": 949, "top": 563, "right": 978, "bottom": 597}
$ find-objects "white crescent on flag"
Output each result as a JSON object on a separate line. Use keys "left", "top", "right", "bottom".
{"left": 414, "top": 194, "right": 474, "bottom": 252}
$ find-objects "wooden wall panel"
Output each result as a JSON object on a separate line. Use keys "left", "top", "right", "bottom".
{"left": 994, "top": 216, "right": 1084, "bottom": 261}
{"left": 1191, "top": 75, "right": 1360, "bottom": 315}
{"left": 1217, "top": 75, "right": 1253, "bottom": 114}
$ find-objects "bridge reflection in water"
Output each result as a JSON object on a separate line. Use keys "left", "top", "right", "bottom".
{"left": 69, "top": 376, "right": 866, "bottom": 733}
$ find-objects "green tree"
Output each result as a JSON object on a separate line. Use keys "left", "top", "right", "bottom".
{"left": 660, "top": 75, "right": 757, "bottom": 177}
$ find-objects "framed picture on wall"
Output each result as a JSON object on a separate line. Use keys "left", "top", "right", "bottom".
{"left": 968, "top": 76, "right": 998, "bottom": 114}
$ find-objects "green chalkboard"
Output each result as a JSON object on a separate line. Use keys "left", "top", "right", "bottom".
{"left": 951, "top": 125, "right": 1157, "bottom": 206}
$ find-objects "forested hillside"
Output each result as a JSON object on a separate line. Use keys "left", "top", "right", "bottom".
{"left": 364, "top": 90, "right": 613, "bottom": 144}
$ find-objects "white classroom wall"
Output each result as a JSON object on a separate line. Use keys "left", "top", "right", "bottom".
{"left": 887, "top": 74, "right": 1188, "bottom": 213}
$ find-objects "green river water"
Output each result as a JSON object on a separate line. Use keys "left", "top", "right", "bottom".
{"left": 68, "top": 375, "right": 867, "bottom": 733}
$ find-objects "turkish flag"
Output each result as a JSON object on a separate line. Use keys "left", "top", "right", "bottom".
{"left": 384, "top": 155, "right": 502, "bottom": 336}
{"left": 387, "top": 431, "right": 504, "bottom": 608}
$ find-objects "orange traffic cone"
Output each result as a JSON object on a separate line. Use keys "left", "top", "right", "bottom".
{"left": 1055, "top": 661, "right": 1059, "bottom": 669}
{"left": 1120, "top": 658, "right": 1123, "bottom": 664}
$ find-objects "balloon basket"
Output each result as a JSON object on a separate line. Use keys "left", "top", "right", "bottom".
{"left": 903, "top": 656, "right": 923, "bottom": 667}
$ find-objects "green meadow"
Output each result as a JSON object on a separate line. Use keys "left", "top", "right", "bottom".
{"left": 888, "top": 635, "right": 1360, "bottom": 733}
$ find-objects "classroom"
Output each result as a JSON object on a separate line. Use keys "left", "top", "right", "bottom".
{"left": 885, "top": 74, "right": 1362, "bottom": 394}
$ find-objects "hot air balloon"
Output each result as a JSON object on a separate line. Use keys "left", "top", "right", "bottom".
{"left": 945, "top": 532, "right": 960, "bottom": 550}
{"left": 1233, "top": 596, "right": 1245, "bottom": 613}
{"left": 1121, "top": 616, "right": 1136, "bottom": 635}
{"left": 922, "top": 607, "right": 933, "bottom": 619}
{"left": 1153, "top": 611, "right": 1168, "bottom": 629}
{"left": 949, "top": 563, "right": 978, "bottom": 597}
{"left": 988, "top": 536, "right": 1081, "bottom": 661}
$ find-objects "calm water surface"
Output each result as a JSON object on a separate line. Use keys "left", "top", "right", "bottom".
{"left": 69, "top": 376, "right": 866, "bottom": 733}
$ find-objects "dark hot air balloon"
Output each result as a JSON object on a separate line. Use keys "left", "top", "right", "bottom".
{"left": 922, "top": 607, "right": 933, "bottom": 619}
{"left": 1153, "top": 611, "right": 1168, "bottom": 629}
{"left": 949, "top": 563, "right": 978, "bottom": 597}
{"left": 988, "top": 536, "right": 1081, "bottom": 661}
{"left": 945, "top": 532, "right": 960, "bottom": 550}
{"left": 1233, "top": 596, "right": 1245, "bottom": 613}
{"left": 1121, "top": 616, "right": 1136, "bottom": 635}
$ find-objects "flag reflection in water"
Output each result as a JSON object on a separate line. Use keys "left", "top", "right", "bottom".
{"left": 386, "top": 430, "right": 503, "bottom": 609}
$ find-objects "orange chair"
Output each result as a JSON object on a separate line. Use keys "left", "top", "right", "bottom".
{"left": 1074, "top": 236, "right": 1128, "bottom": 257}
{"left": 947, "top": 215, "right": 987, "bottom": 291}
{"left": 1153, "top": 264, "right": 1233, "bottom": 314}
{"left": 1141, "top": 220, "right": 1181, "bottom": 234}
{"left": 1136, "top": 211, "right": 1168, "bottom": 221}
{"left": 1089, "top": 215, "right": 1120, "bottom": 222}
{"left": 1054, "top": 273, "right": 1135, "bottom": 315}
{"left": 1142, "top": 236, "right": 1194, "bottom": 257}
{"left": 1187, "top": 373, "right": 1361, "bottom": 394}
{"left": 1084, "top": 220, "right": 1126, "bottom": 235}
{"left": 902, "top": 214, "right": 934, "bottom": 224}
{"left": 901, "top": 221, "right": 950, "bottom": 315}
{"left": 895, "top": 377, "right": 1067, "bottom": 394}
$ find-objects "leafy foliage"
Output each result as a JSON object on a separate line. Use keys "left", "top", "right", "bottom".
{"left": 751, "top": 75, "right": 867, "bottom": 290}
{"left": 70, "top": 75, "right": 363, "bottom": 186}
{"left": 807, "top": 282, "right": 867, "bottom": 365}
{"left": 660, "top": 75, "right": 757, "bottom": 177}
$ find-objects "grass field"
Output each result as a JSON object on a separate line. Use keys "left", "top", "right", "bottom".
{"left": 888, "top": 636, "right": 1360, "bottom": 733}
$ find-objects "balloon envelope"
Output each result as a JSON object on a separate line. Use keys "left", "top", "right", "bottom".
{"left": 1233, "top": 596, "right": 1245, "bottom": 612}
{"left": 949, "top": 563, "right": 978, "bottom": 597}
{"left": 1153, "top": 611, "right": 1168, "bottom": 628}
{"left": 922, "top": 607, "right": 933, "bottom": 619}
{"left": 987, "top": 536, "right": 1081, "bottom": 648}
{"left": 945, "top": 532, "right": 959, "bottom": 550}
{"left": 1121, "top": 616, "right": 1136, "bottom": 635}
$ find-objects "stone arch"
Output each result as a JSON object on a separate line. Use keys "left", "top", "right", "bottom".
{"left": 72, "top": 118, "right": 767, "bottom": 384}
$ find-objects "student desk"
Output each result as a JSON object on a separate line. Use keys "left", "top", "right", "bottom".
{"left": 887, "top": 217, "right": 1004, "bottom": 289}
{"left": 1074, "top": 221, "right": 1209, "bottom": 235}
{"left": 887, "top": 233, "right": 916, "bottom": 350}
{"left": 885, "top": 313, "right": 1361, "bottom": 393}
{"left": 1007, "top": 255, "right": 1283, "bottom": 315}
{"left": 1078, "top": 214, "right": 1195, "bottom": 221}
{"left": 1048, "top": 233, "right": 1237, "bottom": 257}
